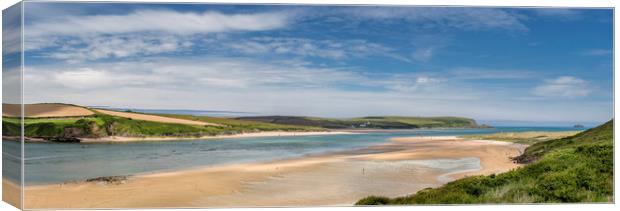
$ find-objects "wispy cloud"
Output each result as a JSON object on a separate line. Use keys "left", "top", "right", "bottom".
{"left": 532, "top": 76, "right": 592, "bottom": 98}
{"left": 37, "top": 34, "right": 193, "bottom": 62}
{"left": 21, "top": 7, "right": 546, "bottom": 63}
{"left": 22, "top": 9, "right": 293, "bottom": 62}
{"left": 333, "top": 7, "right": 529, "bottom": 32}
{"left": 533, "top": 8, "right": 582, "bottom": 20}
{"left": 227, "top": 37, "right": 408, "bottom": 61}
{"left": 581, "top": 49, "right": 612, "bottom": 56}
{"left": 449, "top": 67, "right": 538, "bottom": 80}
{"left": 2, "top": 4, "right": 22, "bottom": 56}
{"left": 411, "top": 47, "right": 434, "bottom": 62}
{"left": 26, "top": 10, "right": 292, "bottom": 37}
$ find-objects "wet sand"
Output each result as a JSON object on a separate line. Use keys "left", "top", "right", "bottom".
{"left": 12, "top": 136, "right": 526, "bottom": 209}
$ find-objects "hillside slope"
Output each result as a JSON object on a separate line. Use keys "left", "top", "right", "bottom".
{"left": 2, "top": 105, "right": 322, "bottom": 142}
{"left": 2, "top": 103, "right": 94, "bottom": 118}
{"left": 356, "top": 120, "right": 613, "bottom": 204}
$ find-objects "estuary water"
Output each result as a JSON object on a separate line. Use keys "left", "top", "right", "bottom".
{"left": 2, "top": 127, "right": 580, "bottom": 185}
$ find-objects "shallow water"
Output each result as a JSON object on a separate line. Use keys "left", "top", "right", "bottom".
{"left": 2, "top": 127, "right": 579, "bottom": 185}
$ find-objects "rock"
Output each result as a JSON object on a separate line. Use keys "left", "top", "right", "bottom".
{"left": 85, "top": 176, "right": 128, "bottom": 185}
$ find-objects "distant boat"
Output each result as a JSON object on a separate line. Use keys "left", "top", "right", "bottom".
{"left": 574, "top": 124, "right": 585, "bottom": 128}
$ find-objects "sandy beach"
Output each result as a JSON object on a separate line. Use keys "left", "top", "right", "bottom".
{"left": 10, "top": 136, "right": 526, "bottom": 209}
{"left": 80, "top": 131, "right": 354, "bottom": 143}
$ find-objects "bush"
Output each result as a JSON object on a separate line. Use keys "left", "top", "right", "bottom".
{"left": 355, "top": 196, "right": 392, "bottom": 205}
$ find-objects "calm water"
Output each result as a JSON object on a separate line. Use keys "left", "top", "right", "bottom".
{"left": 2, "top": 127, "right": 581, "bottom": 185}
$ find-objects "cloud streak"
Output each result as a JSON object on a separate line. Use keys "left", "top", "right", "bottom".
{"left": 330, "top": 7, "right": 529, "bottom": 32}
{"left": 582, "top": 49, "right": 612, "bottom": 56}
{"left": 26, "top": 10, "right": 292, "bottom": 37}
{"left": 532, "top": 76, "right": 592, "bottom": 98}
{"left": 39, "top": 34, "right": 193, "bottom": 62}
{"left": 228, "top": 37, "right": 409, "bottom": 61}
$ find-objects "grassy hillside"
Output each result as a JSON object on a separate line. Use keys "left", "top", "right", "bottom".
{"left": 236, "top": 116, "right": 483, "bottom": 129}
{"left": 356, "top": 120, "right": 613, "bottom": 204}
{"left": 2, "top": 111, "right": 322, "bottom": 141}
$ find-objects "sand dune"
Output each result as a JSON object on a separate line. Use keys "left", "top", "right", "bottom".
{"left": 93, "top": 109, "right": 221, "bottom": 127}
{"left": 2, "top": 103, "right": 94, "bottom": 118}
{"left": 20, "top": 136, "right": 525, "bottom": 208}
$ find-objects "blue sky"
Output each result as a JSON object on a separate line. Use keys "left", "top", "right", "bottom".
{"left": 7, "top": 3, "right": 613, "bottom": 125}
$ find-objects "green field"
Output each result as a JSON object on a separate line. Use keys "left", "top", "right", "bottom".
{"left": 236, "top": 116, "right": 483, "bottom": 129}
{"left": 356, "top": 120, "right": 613, "bottom": 204}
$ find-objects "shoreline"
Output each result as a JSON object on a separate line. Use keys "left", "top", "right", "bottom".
{"left": 80, "top": 131, "right": 356, "bottom": 143}
{"left": 3, "top": 127, "right": 494, "bottom": 143}
{"left": 2, "top": 131, "right": 356, "bottom": 143}
{"left": 16, "top": 136, "right": 526, "bottom": 208}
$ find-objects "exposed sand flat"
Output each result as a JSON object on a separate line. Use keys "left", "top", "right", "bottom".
{"left": 81, "top": 131, "right": 353, "bottom": 142}
{"left": 2, "top": 103, "right": 94, "bottom": 118}
{"left": 94, "top": 109, "right": 221, "bottom": 126}
{"left": 20, "top": 136, "right": 525, "bottom": 209}
{"left": 366, "top": 136, "right": 527, "bottom": 177}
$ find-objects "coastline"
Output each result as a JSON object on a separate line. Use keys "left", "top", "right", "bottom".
{"left": 80, "top": 131, "right": 356, "bottom": 143}
{"left": 18, "top": 136, "right": 526, "bottom": 208}
{"left": 1, "top": 131, "right": 356, "bottom": 143}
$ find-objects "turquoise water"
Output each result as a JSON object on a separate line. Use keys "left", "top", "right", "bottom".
{"left": 2, "top": 127, "right": 581, "bottom": 185}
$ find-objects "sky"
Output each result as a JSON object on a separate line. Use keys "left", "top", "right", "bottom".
{"left": 3, "top": 2, "right": 614, "bottom": 126}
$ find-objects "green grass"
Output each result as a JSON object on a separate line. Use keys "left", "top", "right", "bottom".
{"left": 2, "top": 111, "right": 324, "bottom": 140}
{"left": 236, "top": 116, "right": 481, "bottom": 129}
{"left": 353, "top": 116, "right": 480, "bottom": 128}
{"left": 461, "top": 131, "right": 582, "bottom": 145}
{"left": 3, "top": 117, "right": 106, "bottom": 138}
{"left": 356, "top": 120, "right": 613, "bottom": 204}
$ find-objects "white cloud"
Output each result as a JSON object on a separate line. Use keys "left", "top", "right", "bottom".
{"left": 532, "top": 76, "right": 592, "bottom": 98}
{"left": 26, "top": 10, "right": 291, "bottom": 37}
{"left": 384, "top": 76, "right": 442, "bottom": 93}
{"left": 21, "top": 59, "right": 611, "bottom": 122}
{"left": 22, "top": 10, "right": 292, "bottom": 62}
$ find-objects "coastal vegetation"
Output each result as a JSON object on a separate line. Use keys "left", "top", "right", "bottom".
{"left": 2, "top": 112, "right": 322, "bottom": 141}
{"left": 356, "top": 120, "right": 613, "bottom": 204}
{"left": 2, "top": 103, "right": 486, "bottom": 142}
{"left": 236, "top": 116, "right": 485, "bottom": 129}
